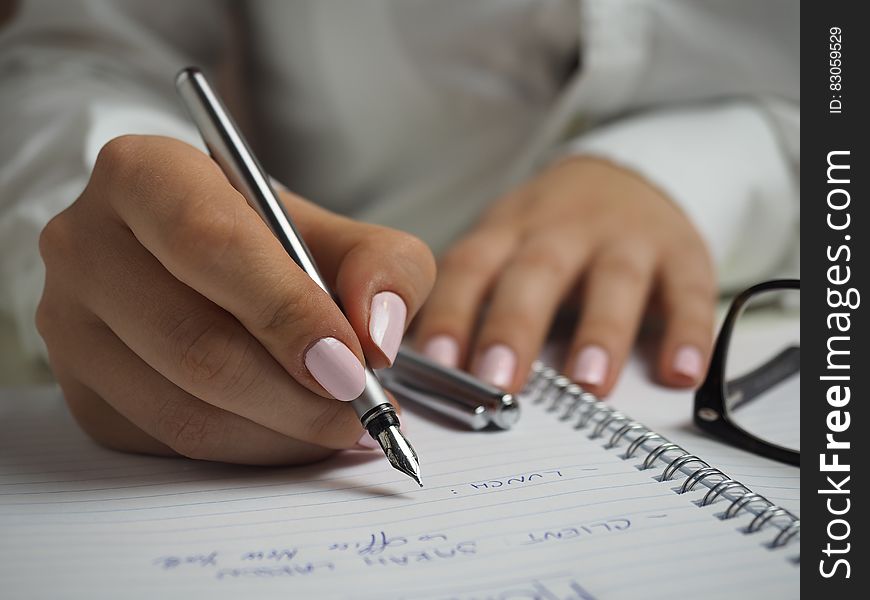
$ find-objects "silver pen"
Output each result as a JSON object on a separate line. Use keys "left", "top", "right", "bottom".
{"left": 175, "top": 67, "right": 421, "bottom": 486}
{"left": 380, "top": 347, "right": 520, "bottom": 431}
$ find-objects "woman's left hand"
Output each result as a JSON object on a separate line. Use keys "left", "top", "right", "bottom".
{"left": 413, "top": 156, "right": 717, "bottom": 397}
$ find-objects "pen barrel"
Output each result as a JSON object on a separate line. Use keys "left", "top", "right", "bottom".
{"left": 175, "top": 68, "right": 332, "bottom": 296}
{"left": 353, "top": 369, "right": 395, "bottom": 420}
{"left": 386, "top": 348, "right": 519, "bottom": 430}
{"left": 175, "top": 67, "right": 396, "bottom": 426}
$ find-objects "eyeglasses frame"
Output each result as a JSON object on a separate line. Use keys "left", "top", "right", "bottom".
{"left": 693, "top": 279, "right": 800, "bottom": 466}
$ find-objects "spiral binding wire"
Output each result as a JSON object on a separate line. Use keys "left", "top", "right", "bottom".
{"left": 522, "top": 362, "right": 801, "bottom": 553}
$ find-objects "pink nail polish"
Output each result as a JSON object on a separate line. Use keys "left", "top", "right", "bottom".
{"left": 422, "top": 334, "right": 460, "bottom": 368}
{"left": 356, "top": 430, "right": 380, "bottom": 450}
{"left": 369, "top": 291, "right": 407, "bottom": 365}
{"left": 572, "top": 346, "right": 609, "bottom": 387}
{"left": 673, "top": 345, "right": 704, "bottom": 381}
{"left": 304, "top": 337, "right": 366, "bottom": 401}
{"left": 474, "top": 344, "right": 516, "bottom": 389}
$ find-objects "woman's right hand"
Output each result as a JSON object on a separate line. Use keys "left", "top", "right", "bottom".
{"left": 36, "top": 135, "right": 436, "bottom": 464}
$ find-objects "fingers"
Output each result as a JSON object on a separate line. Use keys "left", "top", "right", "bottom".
{"left": 286, "top": 197, "right": 436, "bottom": 368}
{"left": 90, "top": 135, "right": 437, "bottom": 391}
{"left": 413, "top": 226, "right": 519, "bottom": 368}
{"left": 88, "top": 136, "right": 367, "bottom": 400}
{"left": 655, "top": 249, "right": 717, "bottom": 388}
{"left": 565, "top": 243, "right": 657, "bottom": 397}
{"left": 469, "top": 233, "right": 589, "bottom": 391}
{"left": 69, "top": 233, "right": 366, "bottom": 450}
{"left": 53, "top": 371, "right": 175, "bottom": 457}
{"left": 53, "top": 319, "right": 347, "bottom": 464}
{"left": 39, "top": 201, "right": 368, "bottom": 451}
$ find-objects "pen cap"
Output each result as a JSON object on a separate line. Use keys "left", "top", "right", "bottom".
{"left": 383, "top": 377, "right": 491, "bottom": 431}
{"left": 389, "top": 348, "right": 520, "bottom": 429}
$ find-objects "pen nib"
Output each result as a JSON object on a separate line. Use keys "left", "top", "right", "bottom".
{"left": 375, "top": 425, "right": 422, "bottom": 487}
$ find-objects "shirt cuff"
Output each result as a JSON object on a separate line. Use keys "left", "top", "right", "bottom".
{"left": 0, "top": 102, "right": 202, "bottom": 360}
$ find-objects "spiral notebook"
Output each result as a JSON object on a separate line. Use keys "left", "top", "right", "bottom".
{"left": 0, "top": 363, "right": 799, "bottom": 600}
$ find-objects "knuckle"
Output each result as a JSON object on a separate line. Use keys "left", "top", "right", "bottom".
{"left": 304, "top": 401, "right": 358, "bottom": 447}
{"left": 391, "top": 231, "right": 437, "bottom": 285}
{"left": 664, "top": 276, "right": 717, "bottom": 309}
{"left": 171, "top": 313, "right": 246, "bottom": 389}
{"left": 438, "top": 249, "right": 469, "bottom": 276}
{"left": 34, "top": 296, "right": 55, "bottom": 341}
{"left": 664, "top": 239, "right": 715, "bottom": 275}
{"left": 38, "top": 212, "right": 74, "bottom": 268}
{"left": 35, "top": 226, "right": 72, "bottom": 344}
{"left": 440, "top": 231, "right": 505, "bottom": 278}
{"left": 254, "top": 286, "right": 310, "bottom": 337}
{"left": 513, "top": 245, "right": 571, "bottom": 281}
{"left": 597, "top": 253, "right": 650, "bottom": 284}
{"left": 93, "top": 136, "right": 167, "bottom": 219}
{"left": 164, "top": 199, "right": 239, "bottom": 272}
{"left": 217, "top": 337, "right": 266, "bottom": 407}
{"left": 94, "top": 135, "right": 147, "bottom": 182}
{"left": 154, "top": 399, "right": 225, "bottom": 460}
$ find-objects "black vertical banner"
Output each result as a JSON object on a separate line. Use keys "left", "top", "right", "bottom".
{"left": 803, "top": 1, "right": 867, "bottom": 596}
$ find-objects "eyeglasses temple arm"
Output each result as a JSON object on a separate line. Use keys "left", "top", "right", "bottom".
{"left": 726, "top": 345, "right": 800, "bottom": 411}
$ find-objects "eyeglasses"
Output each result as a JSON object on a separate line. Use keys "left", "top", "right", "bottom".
{"left": 694, "top": 279, "right": 800, "bottom": 466}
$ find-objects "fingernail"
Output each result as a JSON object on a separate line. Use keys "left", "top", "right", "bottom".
{"left": 356, "top": 430, "right": 381, "bottom": 450}
{"left": 422, "top": 334, "right": 460, "bottom": 368}
{"left": 474, "top": 344, "right": 516, "bottom": 388}
{"left": 673, "top": 344, "right": 704, "bottom": 381}
{"left": 304, "top": 337, "right": 367, "bottom": 401}
{"left": 369, "top": 291, "right": 407, "bottom": 365}
{"left": 572, "top": 345, "right": 609, "bottom": 387}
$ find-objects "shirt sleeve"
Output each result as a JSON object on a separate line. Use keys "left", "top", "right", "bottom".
{"left": 0, "top": 0, "right": 221, "bottom": 358}
{"left": 547, "top": 0, "right": 799, "bottom": 292}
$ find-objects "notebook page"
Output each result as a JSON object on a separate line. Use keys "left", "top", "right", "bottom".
{"left": 508, "top": 303, "right": 800, "bottom": 518}
{"left": 0, "top": 387, "right": 797, "bottom": 600}
{"left": 608, "top": 357, "right": 801, "bottom": 517}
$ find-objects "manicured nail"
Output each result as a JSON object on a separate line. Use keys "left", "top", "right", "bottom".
{"left": 475, "top": 344, "right": 516, "bottom": 388}
{"left": 369, "top": 291, "right": 407, "bottom": 365}
{"left": 673, "top": 345, "right": 704, "bottom": 381}
{"left": 422, "top": 334, "right": 460, "bottom": 368}
{"left": 572, "top": 345, "right": 609, "bottom": 387}
{"left": 304, "top": 337, "right": 366, "bottom": 401}
{"left": 356, "top": 430, "right": 380, "bottom": 450}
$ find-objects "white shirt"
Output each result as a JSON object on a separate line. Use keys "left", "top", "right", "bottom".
{"left": 0, "top": 0, "right": 799, "bottom": 360}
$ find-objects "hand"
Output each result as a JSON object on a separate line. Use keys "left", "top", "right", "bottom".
{"left": 413, "top": 156, "right": 716, "bottom": 397}
{"left": 37, "top": 135, "right": 435, "bottom": 464}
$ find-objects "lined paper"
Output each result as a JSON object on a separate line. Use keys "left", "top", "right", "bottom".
{"left": 1, "top": 385, "right": 797, "bottom": 599}
{"left": 609, "top": 354, "right": 801, "bottom": 517}
{"left": 1, "top": 293, "right": 802, "bottom": 598}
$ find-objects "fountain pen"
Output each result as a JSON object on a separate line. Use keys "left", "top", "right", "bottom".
{"left": 175, "top": 67, "right": 421, "bottom": 486}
